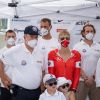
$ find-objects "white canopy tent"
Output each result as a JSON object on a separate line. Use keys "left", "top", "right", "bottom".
{"left": 0, "top": 0, "right": 100, "bottom": 48}
{"left": 0, "top": 0, "right": 99, "bottom": 19}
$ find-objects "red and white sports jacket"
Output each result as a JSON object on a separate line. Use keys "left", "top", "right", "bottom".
{"left": 48, "top": 49, "right": 81, "bottom": 90}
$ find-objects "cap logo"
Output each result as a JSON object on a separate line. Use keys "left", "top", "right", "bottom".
{"left": 32, "top": 26, "right": 38, "bottom": 32}
{"left": 50, "top": 74, "right": 54, "bottom": 78}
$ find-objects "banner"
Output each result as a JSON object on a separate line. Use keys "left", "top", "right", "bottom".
{"left": 10, "top": 14, "right": 100, "bottom": 48}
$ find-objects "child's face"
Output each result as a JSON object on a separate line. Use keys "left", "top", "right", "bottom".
{"left": 45, "top": 81, "right": 57, "bottom": 91}
{"left": 58, "top": 83, "right": 70, "bottom": 93}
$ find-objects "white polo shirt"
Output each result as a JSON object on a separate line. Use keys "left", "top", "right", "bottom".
{"left": 39, "top": 89, "right": 66, "bottom": 100}
{"left": 1, "top": 43, "right": 44, "bottom": 89}
{"left": 0, "top": 46, "right": 9, "bottom": 87}
{"left": 95, "top": 58, "right": 100, "bottom": 87}
{"left": 73, "top": 41, "right": 100, "bottom": 77}
{"left": 37, "top": 37, "right": 60, "bottom": 54}
{"left": 0, "top": 47, "right": 8, "bottom": 58}
{"left": 37, "top": 37, "right": 60, "bottom": 72}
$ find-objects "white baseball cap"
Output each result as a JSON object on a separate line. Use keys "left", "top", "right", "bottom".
{"left": 43, "top": 74, "right": 57, "bottom": 84}
{"left": 57, "top": 77, "right": 72, "bottom": 88}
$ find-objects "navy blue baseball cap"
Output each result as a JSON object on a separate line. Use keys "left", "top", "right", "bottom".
{"left": 24, "top": 25, "right": 41, "bottom": 35}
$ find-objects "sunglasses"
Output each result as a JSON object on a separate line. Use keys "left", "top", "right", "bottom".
{"left": 48, "top": 82, "right": 57, "bottom": 86}
{"left": 60, "top": 36, "right": 70, "bottom": 41}
{"left": 60, "top": 83, "right": 69, "bottom": 89}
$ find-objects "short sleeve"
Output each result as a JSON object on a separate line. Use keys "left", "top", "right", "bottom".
{"left": 1, "top": 50, "right": 13, "bottom": 67}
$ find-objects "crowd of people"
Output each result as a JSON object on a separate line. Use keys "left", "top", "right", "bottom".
{"left": 0, "top": 18, "right": 100, "bottom": 100}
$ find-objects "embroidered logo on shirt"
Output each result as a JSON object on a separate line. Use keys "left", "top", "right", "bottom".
{"left": 48, "top": 60, "right": 54, "bottom": 67}
{"left": 56, "top": 57, "right": 62, "bottom": 61}
{"left": 94, "top": 49, "right": 100, "bottom": 52}
{"left": 42, "top": 46, "right": 45, "bottom": 50}
{"left": 37, "top": 61, "right": 42, "bottom": 63}
{"left": 82, "top": 49, "right": 86, "bottom": 53}
{"left": 76, "top": 61, "right": 81, "bottom": 68}
{"left": 21, "top": 60, "right": 27, "bottom": 65}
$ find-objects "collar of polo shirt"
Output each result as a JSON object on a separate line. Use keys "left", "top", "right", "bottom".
{"left": 45, "top": 89, "right": 59, "bottom": 96}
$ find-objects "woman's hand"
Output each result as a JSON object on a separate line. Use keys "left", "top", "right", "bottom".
{"left": 69, "top": 91, "right": 75, "bottom": 100}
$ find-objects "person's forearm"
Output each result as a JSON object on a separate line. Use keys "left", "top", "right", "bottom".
{"left": 0, "top": 59, "right": 12, "bottom": 89}
{"left": 0, "top": 59, "right": 5, "bottom": 79}
{"left": 69, "top": 91, "right": 75, "bottom": 100}
{"left": 81, "top": 68, "right": 87, "bottom": 79}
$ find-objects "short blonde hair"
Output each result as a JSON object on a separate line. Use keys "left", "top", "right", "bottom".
{"left": 59, "top": 30, "right": 70, "bottom": 39}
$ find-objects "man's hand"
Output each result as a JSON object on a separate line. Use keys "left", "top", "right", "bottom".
{"left": 40, "top": 82, "right": 45, "bottom": 93}
{"left": 1, "top": 74, "right": 12, "bottom": 89}
{"left": 84, "top": 76, "right": 94, "bottom": 86}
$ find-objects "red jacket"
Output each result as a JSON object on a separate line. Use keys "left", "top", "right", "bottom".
{"left": 48, "top": 49, "right": 81, "bottom": 90}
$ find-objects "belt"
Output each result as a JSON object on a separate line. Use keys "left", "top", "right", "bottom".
{"left": 10, "top": 84, "right": 40, "bottom": 91}
{"left": 9, "top": 84, "right": 40, "bottom": 96}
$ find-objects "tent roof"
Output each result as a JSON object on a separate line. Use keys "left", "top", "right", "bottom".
{"left": 0, "top": 0, "right": 99, "bottom": 18}
{"left": 0, "top": 0, "right": 95, "bottom": 6}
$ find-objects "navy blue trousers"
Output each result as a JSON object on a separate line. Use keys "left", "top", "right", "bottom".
{"left": 11, "top": 86, "right": 41, "bottom": 100}
{"left": 0, "top": 87, "right": 11, "bottom": 100}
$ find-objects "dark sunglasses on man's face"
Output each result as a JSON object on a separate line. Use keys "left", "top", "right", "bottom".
{"left": 61, "top": 83, "right": 69, "bottom": 89}
{"left": 48, "top": 82, "right": 57, "bottom": 86}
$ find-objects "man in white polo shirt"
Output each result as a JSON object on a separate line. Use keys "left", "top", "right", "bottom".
{"left": 0, "top": 25, "right": 44, "bottom": 100}
{"left": 37, "top": 18, "right": 60, "bottom": 73}
{"left": 0, "top": 30, "right": 16, "bottom": 100}
{"left": 0, "top": 30, "right": 16, "bottom": 58}
{"left": 96, "top": 58, "right": 100, "bottom": 87}
{"left": 73, "top": 24, "right": 100, "bottom": 100}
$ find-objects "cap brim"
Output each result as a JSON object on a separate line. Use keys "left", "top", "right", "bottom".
{"left": 46, "top": 78, "right": 57, "bottom": 83}
{"left": 24, "top": 32, "right": 40, "bottom": 36}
